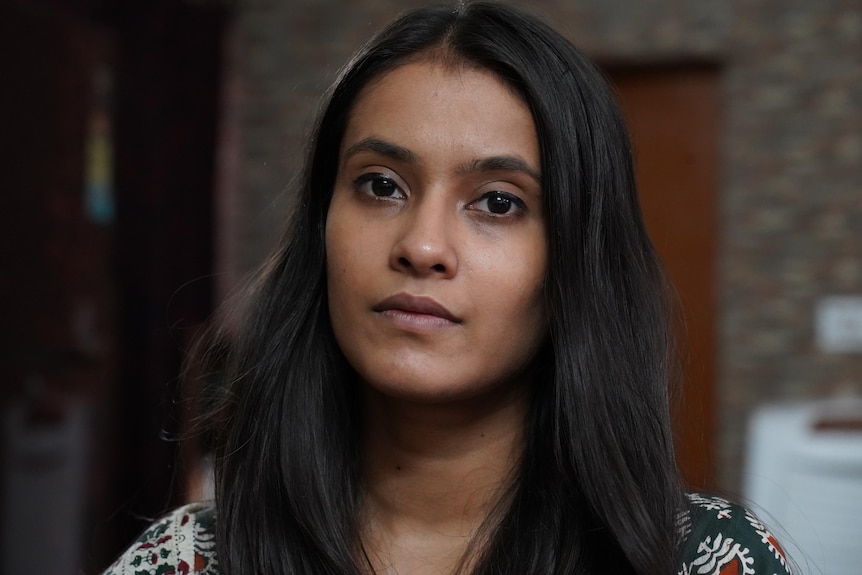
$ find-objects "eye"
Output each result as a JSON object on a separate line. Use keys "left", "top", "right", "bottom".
{"left": 353, "top": 172, "right": 405, "bottom": 199}
{"left": 470, "top": 190, "right": 525, "bottom": 216}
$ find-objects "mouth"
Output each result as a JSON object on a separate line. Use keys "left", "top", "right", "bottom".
{"left": 372, "top": 293, "right": 462, "bottom": 324}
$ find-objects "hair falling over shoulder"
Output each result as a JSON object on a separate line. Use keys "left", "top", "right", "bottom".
{"left": 190, "top": 2, "right": 686, "bottom": 574}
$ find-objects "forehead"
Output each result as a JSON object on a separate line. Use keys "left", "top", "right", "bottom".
{"left": 350, "top": 58, "right": 528, "bottom": 120}
{"left": 341, "top": 60, "right": 539, "bottom": 168}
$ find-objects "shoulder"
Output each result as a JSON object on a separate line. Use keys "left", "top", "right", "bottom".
{"left": 676, "top": 493, "right": 792, "bottom": 575}
{"left": 102, "top": 502, "right": 218, "bottom": 575}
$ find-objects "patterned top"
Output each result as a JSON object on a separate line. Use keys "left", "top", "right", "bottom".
{"left": 104, "top": 494, "right": 792, "bottom": 575}
{"left": 677, "top": 494, "right": 792, "bottom": 575}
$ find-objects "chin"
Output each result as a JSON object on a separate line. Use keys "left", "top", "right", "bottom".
{"left": 362, "top": 377, "right": 466, "bottom": 403}
{"left": 359, "top": 367, "right": 529, "bottom": 409}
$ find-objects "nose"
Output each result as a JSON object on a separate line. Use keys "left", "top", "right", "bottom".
{"left": 389, "top": 196, "right": 458, "bottom": 278}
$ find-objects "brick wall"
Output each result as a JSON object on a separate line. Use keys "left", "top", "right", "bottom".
{"left": 721, "top": 1, "right": 862, "bottom": 488}
{"left": 218, "top": 0, "right": 862, "bottom": 491}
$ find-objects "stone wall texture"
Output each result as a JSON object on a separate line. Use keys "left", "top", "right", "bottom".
{"left": 218, "top": 0, "right": 862, "bottom": 491}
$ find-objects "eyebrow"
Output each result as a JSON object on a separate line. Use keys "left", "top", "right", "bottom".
{"left": 342, "top": 137, "right": 416, "bottom": 164}
{"left": 460, "top": 156, "right": 542, "bottom": 185}
{"left": 342, "top": 136, "right": 542, "bottom": 185}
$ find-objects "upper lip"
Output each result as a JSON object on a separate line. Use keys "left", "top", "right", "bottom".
{"left": 372, "top": 293, "right": 461, "bottom": 323}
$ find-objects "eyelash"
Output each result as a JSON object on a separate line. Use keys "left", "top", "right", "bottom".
{"left": 352, "top": 173, "right": 404, "bottom": 199}
{"left": 351, "top": 172, "right": 527, "bottom": 217}
{"left": 469, "top": 190, "right": 526, "bottom": 217}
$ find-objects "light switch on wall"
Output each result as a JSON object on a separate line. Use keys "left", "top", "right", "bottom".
{"left": 816, "top": 296, "right": 862, "bottom": 353}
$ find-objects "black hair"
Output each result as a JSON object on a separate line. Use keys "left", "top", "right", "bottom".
{"left": 206, "top": 2, "right": 685, "bottom": 573}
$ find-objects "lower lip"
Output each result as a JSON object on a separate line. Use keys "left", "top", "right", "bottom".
{"left": 378, "top": 309, "right": 458, "bottom": 331}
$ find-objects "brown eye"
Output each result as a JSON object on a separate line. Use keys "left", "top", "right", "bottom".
{"left": 353, "top": 173, "right": 404, "bottom": 198}
{"left": 486, "top": 192, "right": 512, "bottom": 214}
{"left": 471, "top": 190, "right": 525, "bottom": 216}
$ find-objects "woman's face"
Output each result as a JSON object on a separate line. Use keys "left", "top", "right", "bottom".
{"left": 325, "top": 60, "right": 548, "bottom": 404}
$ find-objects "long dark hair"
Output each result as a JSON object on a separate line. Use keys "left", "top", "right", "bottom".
{"left": 205, "top": 2, "right": 685, "bottom": 573}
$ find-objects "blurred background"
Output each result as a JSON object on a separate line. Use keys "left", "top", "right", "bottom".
{"left": 1, "top": 0, "right": 859, "bottom": 573}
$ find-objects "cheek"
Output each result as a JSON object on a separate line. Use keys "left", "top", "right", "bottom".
{"left": 326, "top": 221, "right": 371, "bottom": 289}
{"left": 515, "top": 277, "right": 548, "bottom": 340}
{"left": 518, "top": 244, "right": 549, "bottom": 339}
{"left": 325, "top": 195, "right": 358, "bottom": 279}
{"left": 324, "top": 207, "right": 353, "bottom": 319}
{"left": 324, "top": 204, "right": 382, "bottom": 325}
{"left": 505, "top": 237, "right": 546, "bottom": 302}
{"left": 480, "top": 246, "right": 547, "bottom": 342}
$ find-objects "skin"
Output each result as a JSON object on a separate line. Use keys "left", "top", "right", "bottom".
{"left": 325, "top": 59, "right": 548, "bottom": 574}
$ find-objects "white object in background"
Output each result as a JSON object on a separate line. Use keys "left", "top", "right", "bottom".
{"left": 743, "top": 398, "right": 862, "bottom": 575}
{"left": 816, "top": 295, "right": 862, "bottom": 352}
{"left": 1, "top": 398, "right": 89, "bottom": 575}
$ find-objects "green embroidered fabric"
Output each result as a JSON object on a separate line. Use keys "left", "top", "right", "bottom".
{"left": 104, "top": 494, "right": 792, "bottom": 575}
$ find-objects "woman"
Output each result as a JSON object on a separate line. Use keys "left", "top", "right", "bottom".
{"left": 105, "top": 2, "right": 793, "bottom": 574}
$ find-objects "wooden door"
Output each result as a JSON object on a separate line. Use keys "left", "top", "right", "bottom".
{"left": 609, "top": 66, "right": 720, "bottom": 489}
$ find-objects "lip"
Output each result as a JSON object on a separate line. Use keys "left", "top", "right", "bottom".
{"left": 372, "top": 293, "right": 462, "bottom": 325}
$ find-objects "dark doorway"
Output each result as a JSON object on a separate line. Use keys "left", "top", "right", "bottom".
{"left": 0, "top": 0, "right": 226, "bottom": 571}
{"left": 609, "top": 64, "right": 721, "bottom": 490}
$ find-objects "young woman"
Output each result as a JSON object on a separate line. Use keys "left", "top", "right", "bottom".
{"left": 105, "top": 2, "right": 793, "bottom": 574}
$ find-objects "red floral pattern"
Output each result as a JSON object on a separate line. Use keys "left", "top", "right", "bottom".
{"left": 102, "top": 502, "right": 217, "bottom": 575}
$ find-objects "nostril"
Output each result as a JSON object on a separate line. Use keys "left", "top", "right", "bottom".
{"left": 393, "top": 252, "right": 452, "bottom": 275}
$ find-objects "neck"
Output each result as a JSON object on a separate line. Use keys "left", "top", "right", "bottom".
{"left": 359, "top": 385, "right": 528, "bottom": 574}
